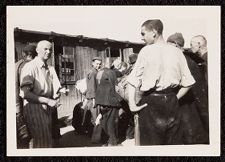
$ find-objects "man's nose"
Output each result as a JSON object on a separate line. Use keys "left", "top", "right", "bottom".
{"left": 47, "top": 50, "right": 51, "bottom": 54}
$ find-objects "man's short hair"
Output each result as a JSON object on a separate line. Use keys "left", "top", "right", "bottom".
{"left": 167, "top": 33, "right": 185, "bottom": 47}
{"left": 23, "top": 44, "right": 37, "bottom": 58}
{"left": 120, "top": 62, "right": 128, "bottom": 68}
{"left": 129, "top": 53, "right": 138, "bottom": 64}
{"left": 142, "top": 19, "right": 163, "bottom": 35}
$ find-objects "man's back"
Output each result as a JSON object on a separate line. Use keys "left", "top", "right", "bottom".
{"left": 131, "top": 43, "right": 194, "bottom": 91}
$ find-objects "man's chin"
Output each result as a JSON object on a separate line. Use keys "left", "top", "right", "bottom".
{"left": 45, "top": 56, "right": 51, "bottom": 60}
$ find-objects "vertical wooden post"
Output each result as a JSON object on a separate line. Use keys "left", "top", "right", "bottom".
{"left": 108, "top": 47, "right": 111, "bottom": 67}
{"left": 73, "top": 47, "right": 76, "bottom": 81}
{"left": 119, "top": 48, "right": 123, "bottom": 62}
{"left": 51, "top": 41, "right": 55, "bottom": 67}
{"left": 63, "top": 46, "right": 67, "bottom": 88}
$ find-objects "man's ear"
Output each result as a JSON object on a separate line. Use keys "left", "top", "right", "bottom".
{"left": 36, "top": 48, "right": 39, "bottom": 53}
{"left": 152, "top": 29, "right": 157, "bottom": 38}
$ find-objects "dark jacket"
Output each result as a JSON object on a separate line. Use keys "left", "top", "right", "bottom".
{"left": 86, "top": 68, "right": 98, "bottom": 99}
{"left": 95, "top": 68, "right": 122, "bottom": 107}
{"left": 180, "top": 52, "right": 208, "bottom": 111}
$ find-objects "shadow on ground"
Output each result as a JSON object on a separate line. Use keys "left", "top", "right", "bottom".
{"left": 58, "top": 127, "right": 102, "bottom": 148}
{"left": 57, "top": 116, "right": 102, "bottom": 148}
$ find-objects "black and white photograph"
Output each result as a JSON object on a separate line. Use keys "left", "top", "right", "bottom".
{"left": 6, "top": 6, "right": 220, "bottom": 156}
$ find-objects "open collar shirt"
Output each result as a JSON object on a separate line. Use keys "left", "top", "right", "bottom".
{"left": 20, "top": 56, "right": 61, "bottom": 100}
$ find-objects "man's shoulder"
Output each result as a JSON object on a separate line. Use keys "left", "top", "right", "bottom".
{"left": 48, "top": 66, "right": 57, "bottom": 73}
{"left": 87, "top": 68, "right": 97, "bottom": 79}
{"left": 21, "top": 59, "right": 38, "bottom": 73}
{"left": 142, "top": 43, "right": 178, "bottom": 51}
{"left": 141, "top": 43, "right": 181, "bottom": 55}
{"left": 139, "top": 44, "right": 156, "bottom": 56}
{"left": 164, "top": 44, "right": 181, "bottom": 52}
{"left": 15, "top": 59, "right": 24, "bottom": 66}
{"left": 89, "top": 67, "right": 97, "bottom": 73}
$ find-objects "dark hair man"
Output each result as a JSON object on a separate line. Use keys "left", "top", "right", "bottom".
{"left": 127, "top": 19, "right": 195, "bottom": 145}
{"left": 15, "top": 44, "right": 37, "bottom": 148}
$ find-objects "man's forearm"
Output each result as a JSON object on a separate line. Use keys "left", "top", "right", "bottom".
{"left": 22, "top": 88, "right": 49, "bottom": 104}
{"left": 128, "top": 84, "right": 137, "bottom": 111}
{"left": 128, "top": 83, "right": 148, "bottom": 112}
{"left": 176, "top": 86, "right": 191, "bottom": 100}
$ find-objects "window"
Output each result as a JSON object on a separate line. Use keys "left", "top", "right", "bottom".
{"left": 60, "top": 46, "right": 75, "bottom": 83}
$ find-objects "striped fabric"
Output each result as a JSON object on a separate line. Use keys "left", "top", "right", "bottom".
{"left": 20, "top": 57, "right": 61, "bottom": 148}
{"left": 23, "top": 103, "right": 53, "bottom": 148}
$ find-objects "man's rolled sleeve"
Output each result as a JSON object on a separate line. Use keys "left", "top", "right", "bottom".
{"left": 19, "top": 63, "right": 34, "bottom": 98}
{"left": 127, "top": 68, "right": 141, "bottom": 88}
{"left": 180, "top": 54, "right": 196, "bottom": 87}
{"left": 127, "top": 51, "right": 144, "bottom": 88}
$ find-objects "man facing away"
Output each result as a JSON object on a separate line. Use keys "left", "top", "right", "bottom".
{"left": 20, "top": 40, "right": 65, "bottom": 148}
{"left": 127, "top": 19, "right": 195, "bottom": 145}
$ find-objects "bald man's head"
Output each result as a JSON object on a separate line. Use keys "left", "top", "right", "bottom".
{"left": 36, "top": 40, "right": 52, "bottom": 61}
{"left": 190, "top": 35, "right": 207, "bottom": 55}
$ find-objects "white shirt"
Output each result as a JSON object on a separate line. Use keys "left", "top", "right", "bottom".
{"left": 127, "top": 43, "right": 195, "bottom": 91}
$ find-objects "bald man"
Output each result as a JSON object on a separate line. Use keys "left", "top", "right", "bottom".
{"left": 190, "top": 35, "right": 208, "bottom": 83}
{"left": 20, "top": 40, "right": 63, "bottom": 148}
{"left": 190, "top": 35, "right": 208, "bottom": 60}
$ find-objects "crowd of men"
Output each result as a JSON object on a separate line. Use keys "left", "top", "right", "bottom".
{"left": 15, "top": 19, "right": 208, "bottom": 148}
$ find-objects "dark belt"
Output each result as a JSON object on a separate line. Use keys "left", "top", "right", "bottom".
{"left": 144, "top": 87, "right": 179, "bottom": 96}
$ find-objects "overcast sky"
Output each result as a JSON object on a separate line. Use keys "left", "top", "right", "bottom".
{"left": 7, "top": 6, "right": 217, "bottom": 47}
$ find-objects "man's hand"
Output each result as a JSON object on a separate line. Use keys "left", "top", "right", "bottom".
{"left": 176, "top": 86, "right": 191, "bottom": 100}
{"left": 128, "top": 83, "right": 148, "bottom": 112}
{"left": 47, "top": 99, "right": 58, "bottom": 107}
{"left": 95, "top": 114, "right": 102, "bottom": 125}
{"left": 92, "top": 98, "right": 96, "bottom": 108}
{"left": 59, "top": 87, "right": 69, "bottom": 94}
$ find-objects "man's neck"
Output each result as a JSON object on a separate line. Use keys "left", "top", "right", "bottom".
{"left": 199, "top": 48, "right": 208, "bottom": 57}
{"left": 154, "top": 35, "right": 165, "bottom": 44}
{"left": 25, "top": 56, "right": 33, "bottom": 61}
{"left": 37, "top": 56, "right": 47, "bottom": 64}
{"left": 92, "top": 67, "right": 98, "bottom": 71}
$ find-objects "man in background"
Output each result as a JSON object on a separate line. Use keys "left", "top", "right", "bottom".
{"left": 15, "top": 44, "right": 37, "bottom": 148}
{"left": 190, "top": 35, "right": 208, "bottom": 83}
{"left": 82, "top": 57, "right": 102, "bottom": 136}
{"left": 167, "top": 33, "right": 209, "bottom": 144}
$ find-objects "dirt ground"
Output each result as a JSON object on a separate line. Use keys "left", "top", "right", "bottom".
{"left": 58, "top": 125, "right": 134, "bottom": 148}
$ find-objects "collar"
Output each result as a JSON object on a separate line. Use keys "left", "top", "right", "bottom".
{"left": 91, "top": 67, "right": 98, "bottom": 72}
{"left": 34, "top": 56, "right": 48, "bottom": 69}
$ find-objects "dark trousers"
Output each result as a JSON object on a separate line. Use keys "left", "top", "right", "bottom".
{"left": 138, "top": 92, "right": 182, "bottom": 145}
{"left": 83, "top": 99, "right": 98, "bottom": 126}
{"left": 180, "top": 103, "right": 209, "bottom": 144}
{"left": 100, "top": 106, "right": 119, "bottom": 145}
